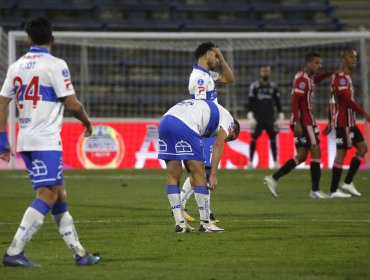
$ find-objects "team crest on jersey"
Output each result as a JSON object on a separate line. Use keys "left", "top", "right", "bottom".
{"left": 77, "top": 125, "right": 125, "bottom": 169}
{"left": 298, "top": 82, "right": 306, "bottom": 89}
{"left": 62, "top": 69, "right": 69, "bottom": 77}
{"left": 197, "top": 79, "right": 204, "bottom": 85}
{"left": 339, "top": 78, "right": 347, "bottom": 86}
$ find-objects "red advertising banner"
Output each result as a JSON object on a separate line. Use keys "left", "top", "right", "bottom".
{"left": 3, "top": 121, "right": 369, "bottom": 169}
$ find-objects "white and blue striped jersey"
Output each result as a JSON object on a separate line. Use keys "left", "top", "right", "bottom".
{"left": 0, "top": 46, "right": 75, "bottom": 151}
{"left": 188, "top": 64, "right": 220, "bottom": 103}
{"left": 164, "top": 99, "right": 234, "bottom": 137}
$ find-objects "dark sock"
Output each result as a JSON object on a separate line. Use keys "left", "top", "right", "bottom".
{"left": 271, "top": 140, "right": 277, "bottom": 162}
{"left": 310, "top": 161, "right": 321, "bottom": 191}
{"left": 273, "top": 158, "right": 297, "bottom": 181}
{"left": 344, "top": 157, "right": 361, "bottom": 184}
{"left": 330, "top": 166, "right": 343, "bottom": 193}
{"left": 250, "top": 141, "right": 256, "bottom": 162}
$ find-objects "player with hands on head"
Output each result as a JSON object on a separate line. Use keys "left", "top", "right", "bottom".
{"left": 180, "top": 41, "right": 235, "bottom": 224}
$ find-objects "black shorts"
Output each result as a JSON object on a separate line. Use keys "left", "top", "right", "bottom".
{"left": 252, "top": 120, "right": 277, "bottom": 140}
{"left": 335, "top": 126, "right": 364, "bottom": 150}
{"left": 291, "top": 124, "right": 320, "bottom": 148}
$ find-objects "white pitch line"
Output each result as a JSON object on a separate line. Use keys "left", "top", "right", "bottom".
{"left": 1, "top": 174, "right": 164, "bottom": 180}
{"left": 1, "top": 219, "right": 370, "bottom": 226}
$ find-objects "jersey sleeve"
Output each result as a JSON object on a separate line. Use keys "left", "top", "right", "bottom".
{"left": 248, "top": 82, "right": 257, "bottom": 112}
{"left": 50, "top": 60, "right": 76, "bottom": 98}
{"left": 189, "top": 74, "right": 211, "bottom": 100}
{"left": 210, "top": 70, "right": 220, "bottom": 81}
{"left": 291, "top": 77, "right": 307, "bottom": 121}
{"left": 0, "top": 65, "right": 16, "bottom": 99}
{"left": 217, "top": 105, "right": 234, "bottom": 137}
{"left": 273, "top": 85, "right": 283, "bottom": 113}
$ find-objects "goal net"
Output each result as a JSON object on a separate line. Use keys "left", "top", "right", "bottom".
{"left": 3, "top": 31, "right": 370, "bottom": 169}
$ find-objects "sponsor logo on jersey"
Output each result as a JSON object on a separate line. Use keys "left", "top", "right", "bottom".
{"left": 339, "top": 78, "right": 347, "bottom": 86}
{"left": 298, "top": 82, "right": 306, "bottom": 89}
{"left": 77, "top": 125, "right": 125, "bottom": 169}
{"left": 197, "top": 79, "right": 204, "bottom": 85}
{"left": 62, "top": 69, "right": 69, "bottom": 77}
{"left": 198, "top": 86, "right": 205, "bottom": 93}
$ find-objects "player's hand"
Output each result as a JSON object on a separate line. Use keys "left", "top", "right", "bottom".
{"left": 294, "top": 121, "right": 302, "bottom": 138}
{"left": 0, "top": 145, "right": 14, "bottom": 162}
{"left": 209, "top": 174, "right": 218, "bottom": 190}
{"left": 247, "top": 112, "right": 257, "bottom": 129}
{"left": 322, "top": 123, "right": 332, "bottom": 135}
{"left": 364, "top": 112, "right": 370, "bottom": 123}
{"left": 84, "top": 125, "right": 93, "bottom": 137}
{"left": 212, "top": 48, "right": 224, "bottom": 62}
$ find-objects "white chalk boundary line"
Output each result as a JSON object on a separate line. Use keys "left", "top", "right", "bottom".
{"left": 1, "top": 219, "right": 370, "bottom": 226}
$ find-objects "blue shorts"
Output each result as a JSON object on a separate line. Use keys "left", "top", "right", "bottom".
{"left": 203, "top": 136, "right": 216, "bottom": 167}
{"left": 158, "top": 115, "right": 204, "bottom": 161}
{"left": 20, "top": 151, "right": 63, "bottom": 190}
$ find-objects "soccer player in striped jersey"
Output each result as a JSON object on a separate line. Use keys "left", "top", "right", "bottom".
{"left": 0, "top": 17, "right": 99, "bottom": 267}
{"left": 324, "top": 48, "right": 370, "bottom": 198}
{"left": 264, "top": 53, "right": 331, "bottom": 199}
{"left": 180, "top": 42, "right": 235, "bottom": 225}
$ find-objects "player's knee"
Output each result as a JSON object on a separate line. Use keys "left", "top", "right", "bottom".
{"left": 358, "top": 144, "right": 367, "bottom": 156}
{"left": 37, "top": 186, "right": 59, "bottom": 206}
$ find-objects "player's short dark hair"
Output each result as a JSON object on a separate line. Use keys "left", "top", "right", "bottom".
{"left": 340, "top": 48, "right": 356, "bottom": 58}
{"left": 305, "top": 52, "right": 321, "bottom": 64}
{"left": 233, "top": 119, "right": 240, "bottom": 140}
{"left": 194, "top": 41, "right": 216, "bottom": 59}
{"left": 25, "top": 17, "right": 53, "bottom": 45}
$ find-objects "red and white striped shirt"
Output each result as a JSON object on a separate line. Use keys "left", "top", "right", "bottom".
{"left": 329, "top": 73, "right": 365, "bottom": 128}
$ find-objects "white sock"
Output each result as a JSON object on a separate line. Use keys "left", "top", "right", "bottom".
{"left": 7, "top": 207, "right": 45, "bottom": 256}
{"left": 52, "top": 211, "right": 86, "bottom": 257}
{"left": 180, "top": 177, "right": 194, "bottom": 209}
{"left": 194, "top": 186, "right": 210, "bottom": 222}
{"left": 166, "top": 185, "right": 183, "bottom": 224}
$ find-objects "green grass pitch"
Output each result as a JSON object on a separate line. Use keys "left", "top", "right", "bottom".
{"left": 1, "top": 169, "right": 370, "bottom": 280}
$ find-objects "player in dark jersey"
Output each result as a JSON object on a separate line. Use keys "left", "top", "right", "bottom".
{"left": 247, "top": 65, "right": 284, "bottom": 169}
{"left": 264, "top": 53, "right": 331, "bottom": 199}
{"left": 324, "top": 48, "right": 370, "bottom": 198}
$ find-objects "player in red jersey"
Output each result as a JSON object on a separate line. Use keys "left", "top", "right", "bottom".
{"left": 324, "top": 48, "right": 370, "bottom": 198}
{"left": 264, "top": 53, "right": 331, "bottom": 198}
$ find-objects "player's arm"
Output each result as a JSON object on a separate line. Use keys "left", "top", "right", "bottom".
{"left": 273, "top": 86, "right": 284, "bottom": 121}
{"left": 247, "top": 83, "right": 257, "bottom": 127}
{"left": 63, "top": 95, "right": 93, "bottom": 137}
{"left": 213, "top": 48, "right": 235, "bottom": 84}
{"left": 208, "top": 128, "right": 228, "bottom": 190}
{"left": 0, "top": 96, "right": 13, "bottom": 162}
{"left": 313, "top": 72, "right": 331, "bottom": 84}
{"left": 291, "top": 78, "right": 306, "bottom": 137}
{"left": 338, "top": 89, "right": 370, "bottom": 122}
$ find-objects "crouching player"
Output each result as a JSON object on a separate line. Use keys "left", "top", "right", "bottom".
{"left": 158, "top": 99, "right": 240, "bottom": 233}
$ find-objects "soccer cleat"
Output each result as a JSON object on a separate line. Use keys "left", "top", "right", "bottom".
{"left": 247, "top": 162, "right": 253, "bottom": 170}
{"left": 181, "top": 210, "right": 195, "bottom": 222}
{"left": 330, "top": 190, "right": 351, "bottom": 198}
{"left": 199, "top": 222, "right": 224, "bottom": 233}
{"left": 340, "top": 182, "right": 361, "bottom": 197}
{"left": 3, "top": 251, "right": 41, "bottom": 267}
{"left": 309, "top": 191, "right": 329, "bottom": 199}
{"left": 175, "top": 221, "right": 195, "bottom": 233}
{"left": 75, "top": 252, "right": 100, "bottom": 266}
{"left": 264, "top": 175, "right": 278, "bottom": 197}
{"left": 210, "top": 213, "right": 220, "bottom": 224}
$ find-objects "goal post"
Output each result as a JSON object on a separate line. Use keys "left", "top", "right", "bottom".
{"left": 4, "top": 31, "right": 370, "bottom": 169}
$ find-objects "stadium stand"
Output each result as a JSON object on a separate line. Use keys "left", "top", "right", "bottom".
{"left": 0, "top": 0, "right": 344, "bottom": 32}
{"left": 331, "top": 0, "right": 370, "bottom": 30}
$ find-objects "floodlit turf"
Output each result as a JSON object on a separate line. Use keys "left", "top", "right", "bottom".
{"left": 1, "top": 169, "right": 370, "bottom": 280}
